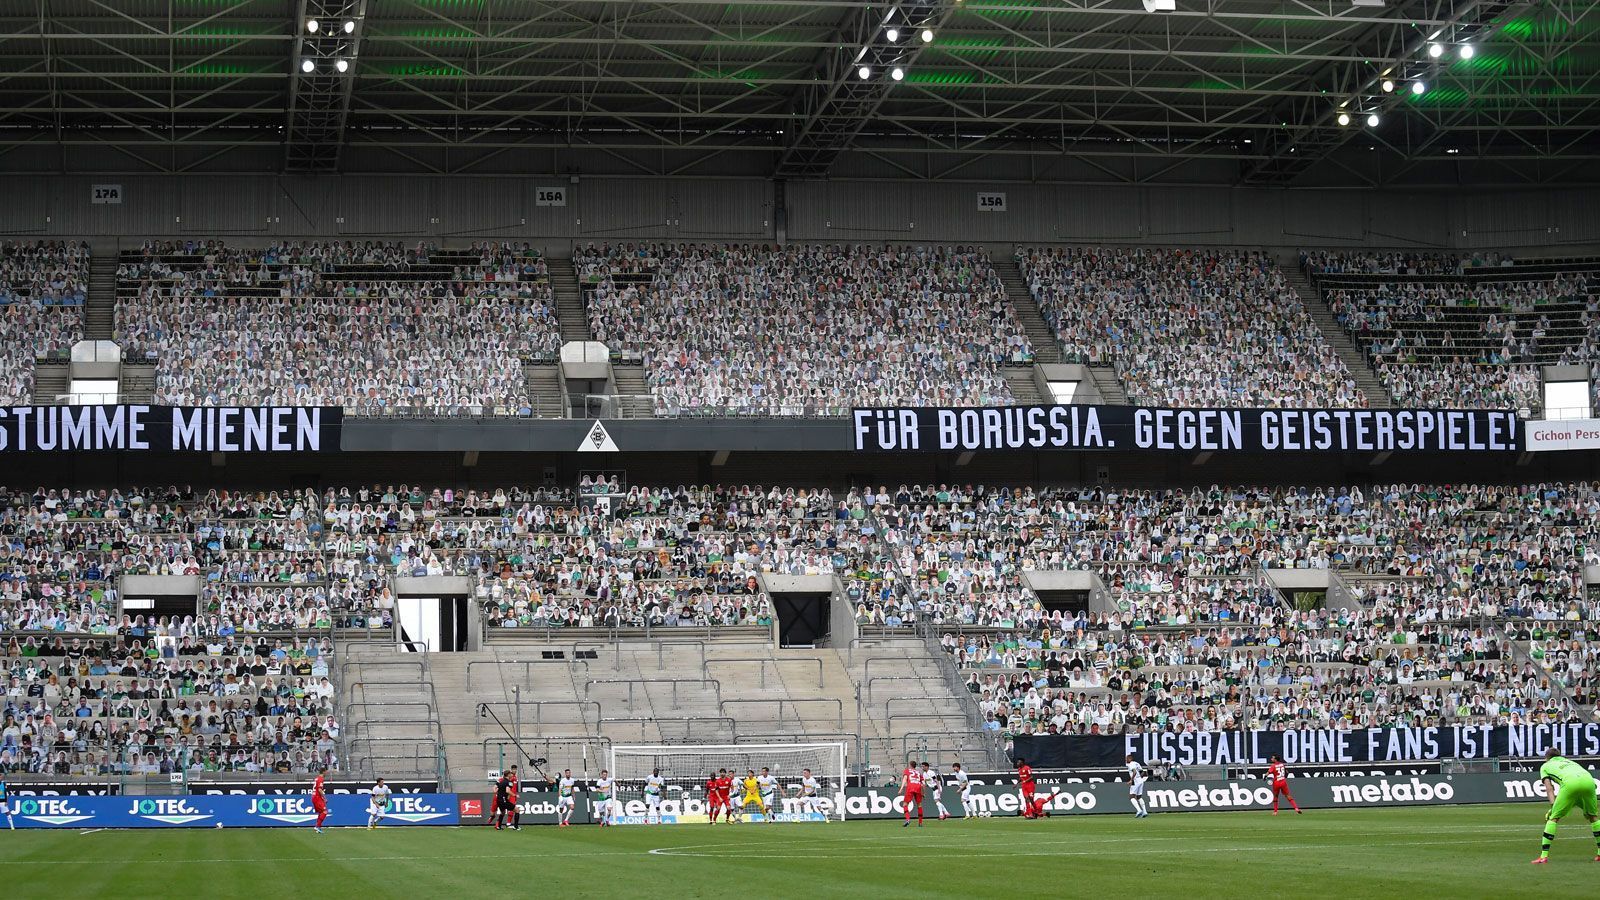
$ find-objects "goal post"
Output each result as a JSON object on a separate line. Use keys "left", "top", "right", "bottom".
{"left": 607, "top": 742, "right": 848, "bottom": 823}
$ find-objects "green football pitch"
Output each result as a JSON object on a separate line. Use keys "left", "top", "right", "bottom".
{"left": 2, "top": 805, "right": 1594, "bottom": 898}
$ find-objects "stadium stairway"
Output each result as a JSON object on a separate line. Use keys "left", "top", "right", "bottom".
{"left": 1277, "top": 252, "right": 1394, "bottom": 408}
{"left": 420, "top": 629, "right": 987, "bottom": 786}
{"left": 1003, "top": 368, "right": 1044, "bottom": 404}
{"left": 524, "top": 364, "right": 568, "bottom": 417}
{"left": 990, "top": 253, "right": 1061, "bottom": 364}
{"left": 610, "top": 365, "right": 655, "bottom": 418}
{"left": 120, "top": 364, "right": 156, "bottom": 402}
{"left": 546, "top": 256, "right": 593, "bottom": 344}
{"left": 86, "top": 253, "right": 117, "bottom": 340}
{"left": 1088, "top": 365, "right": 1128, "bottom": 404}
{"left": 31, "top": 361, "right": 68, "bottom": 404}
{"left": 339, "top": 641, "right": 448, "bottom": 787}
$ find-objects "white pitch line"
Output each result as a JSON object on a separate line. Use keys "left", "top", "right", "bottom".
{"left": 77, "top": 829, "right": 104, "bottom": 836}
{"left": 648, "top": 836, "right": 1521, "bottom": 860}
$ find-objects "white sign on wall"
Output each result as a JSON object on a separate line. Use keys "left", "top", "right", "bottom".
{"left": 91, "top": 184, "right": 123, "bottom": 205}
{"left": 1525, "top": 417, "right": 1600, "bottom": 452}
{"left": 536, "top": 187, "right": 568, "bottom": 207}
{"left": 977, "top": 191, "right": 1007, "bottom": 212}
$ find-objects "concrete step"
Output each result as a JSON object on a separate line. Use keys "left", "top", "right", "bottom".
{"left": 1088, "top": 365, "right": 1128, "bottom": 404}
{"left": 31, "top": 362, "right": 69, "bottom": 404}
{"left": 544, "top": 256, "right": 594, "bottom": 344}
{"left": 523, "top": 364, "right": 567, "bottom": 418}
{"left": 991, "top": 253, "right": 1061, "bottom": 364}
{"left": 609, "top": 364, "right": 655, "bottom": 418}
{"left": 1002, "top": 367, "right": 1044, "bottom": 405}
{"left": 1277, "top": 253, "right": 1394, "bottom": 408}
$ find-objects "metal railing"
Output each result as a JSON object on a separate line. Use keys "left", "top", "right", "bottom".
{"left": 704, "top": 656, "right": 823, "bottom": 690}
{"left": 465, "top": 657, "right": 592, "bottom": 692}
{"left": 582, "top": 677, "right": 722, "bottom": 710}
{"left": 719, "top": 697, "right": 844, "bottom": 729}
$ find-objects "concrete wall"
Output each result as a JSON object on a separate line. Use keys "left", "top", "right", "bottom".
{"left": 8, "top": 174, "right": 1600, "bottom": 251}
{"left": 120, "top": 575, "right": 200, "bottom": 597}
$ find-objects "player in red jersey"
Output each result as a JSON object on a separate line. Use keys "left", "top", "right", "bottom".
{"left": 1266, "top": 755, "right": 1302, "bottom": 815}
{"left": 707, "top": 770, "right": 725, "bottom": 824}
{"left": 311, "top": 765, "right": 328, "bottom": 833}
{"left": 902, "top": 759, "right": 925, "bottom": 827}
{"left": 1022, "top": 790, "right": 1060, "bottom": 819}
{"left": 1016, "top": 757, "right": 1038, "bottom": 810}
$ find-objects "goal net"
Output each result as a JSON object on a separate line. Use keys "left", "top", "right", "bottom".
{"left": 607, "top": 742, "right": 847, "bottom": 823}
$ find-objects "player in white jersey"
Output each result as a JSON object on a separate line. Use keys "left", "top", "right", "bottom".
{"left": 727, "top": 777, "right": 745, "bottom": 823}
{"left": 644, "top": 769, "right": 665, "bottom": 824}
{"left": 557, "top": 769, "right": 577, "bottom": 826}
{"left": 1126, "top": 755, "right": 1148, "bottom": 818}
{"left": 798, "top": 768, "right": 822, "bottom": 816}
{"left": 756, "top": 768, "right": 778, "bottom": 821}
{"left": 592, "top": 770, "right": 615, "bottom": 827}
{"left": 921, "top": 762, "right": 951, "bottom": 820}
{"left": 366, "top": 778, "right": 392, "bottom": 829}
{"left": 950, "top": 763, "right": 974, "bottom": 818}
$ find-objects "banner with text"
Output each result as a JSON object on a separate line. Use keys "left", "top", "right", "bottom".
{"left": 0, "top": 405, "right": 341, "bottom": 452}
{"left": 853, "top": 405, "right": 1520, "bottom": 453}
{"left": 843, "top": 772, "right": 1564, "bottom": 818}
{"left": 7, "top": 793, "right": 458, "bottom": 828}
{"left": 1013, "top": 724, "right": 1600, "bottom": 769}
{"left": 1525, "top": 417, "right": 1600, "bottom": 452}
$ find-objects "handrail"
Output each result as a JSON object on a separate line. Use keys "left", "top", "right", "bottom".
{"left": 719, "top": 697, "right": 844, "bottom": 729}
{"left": 342, "top": 700, "right": 436, "bottom": 720}
{"left": 349, "top": 718, "right": 443, "bottom": 743}
{"left": 704, "top": 656, "right": 823, "bottom": 689}
{"left": 846, "top": 635, "right": 907, "bottom": 667}
{"left": 861, "top": 654, "right": 941, "bottom": 689}
{"left": 863, "top": 674, "right": 953, "bottom": 706}
{"left": 340, "top": 656, "right": 425, "bottom": 687}
{"left": 599, "top": 716, "right": 737, "bottom": 742}
{"left": 465, "top": 657, "right": 592, "bottom": 692}
{"left": 473, "top": 699, "right": 602, "bottom": 734}
{"left": 583, "top": 677, "right": 722, "bottom": 709}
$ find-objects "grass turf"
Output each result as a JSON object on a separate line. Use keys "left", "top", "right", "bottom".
{"left": 1, "top": 804, "right": 1593, "bottom": 898}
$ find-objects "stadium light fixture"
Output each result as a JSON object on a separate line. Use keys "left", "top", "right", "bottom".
{"left": 1142, "top": 0, "right": 1176, "bottom": 10}
{"left": 1337, "top": 112, "right": 1351, "bottom": 126}
{"left": 921, "top": 29, "right": 934, "bottom": 43}
{"left": 1411, "top": 80, "right": 1425, "bottom": 95}
{"left": 1366, "top": 113, "right": 1380, "bottom": 127}
{"left": 886, "top": 27, "right": 899, "bottom": 42}
{"left": 1349, "top": 0, "right": 1385, "bottom": 6}
{"left": 891, "top": 67, "right": 905, "bottom": 81}
{"left": 343, "top": 20, "right": 357, "bottom": 34}
{"left": 1381, "top": 79, "right": 1395, "bottom": 93}
{"left": 1459, "top": 44, "right": 1475, "bottom": 60}
{"left": 335, "top": 59, "right": 350, "bottom": 73}
{"left": 305, "top": 18, "right": 320, "bottom": 33}
{"left": 858, "top": 65, "right": 872, "bottom": 80}
{"left": 1428, "top": 43, "right": 1444, "bottom": 58}
{"left": 300, "top": 58, "right": 315, "bottom": 73}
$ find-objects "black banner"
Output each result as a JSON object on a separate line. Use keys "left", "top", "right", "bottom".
{"left": 4, "top": 782, "right": 120, "bottom": 796}
{"left": 190, "top": 780, "right": 437, "bottom": 795}
{"left": 0, "top": 405, "right": 341, "bottom": 452}
{"left": 1014, "top": 724, "right": 1600, "bottom": 769}
{"left": 852, "top": 405, "right": 1520, "bottom": 453}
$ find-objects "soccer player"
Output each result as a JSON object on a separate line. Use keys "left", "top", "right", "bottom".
{"left": 706, "top": 770, "right": 724, "bottom": 824}
{"left": 741, "top": 769, "right": 764, "bottom": 821}
{"left": 951, "top": 763, "right": 974, "bottom": 819}
{"left": 1531, "top": 748, "right": 1600, "bottom": 864}
{"left": 757, "top": 767, "right": 778, "bottom": 823}
{"left": 557, "top": 769, "right": 577, "bottom": 827}
{"left": 799, "top": 768, "right": 822, "bottom": 818}
{"left": 727, "top": 774, "right": 745, "bottom": 823}
{"left": 644, "top": 768, "right": 666, "bottom": 825}
{"left": 1022, "top": 790, "right": 1060, "bottom": 819}
{"left": 0, "top": 778, "right": 11, "bottom": 830}
{"left": 593, "top": 769, "right": 615, "bottom": 827}
{"left": 367, "top": 778, "right": 392, "bottom": 829}
{"left": 714, "top": 770, "right": 734, "bottom": 823}
{"left": 1016, "top": 757, "right": 1037, "bottom": 811}
{"left": 491, "top": 768, "right": 513, "bottom": 830}
{"left": 311, "top": 765, "right": 329, "bottom": 833}
{"left": 1266, "top": 755, "right": 1302, "bottom": 815}
{"left": 504, "top": 765, "right": 521, "bottom": 830}
{"left": 923, "top": 762, "right": 951, "bottom": 820}
{"left": 902, "top": 758, "right": 925, "bottom": 827}
{"left": 1126, "top": 755, "right": 1149, "bottom": 818}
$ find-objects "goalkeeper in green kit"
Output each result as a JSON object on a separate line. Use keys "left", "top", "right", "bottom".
{"left": 1530, "top": 748, "right": 1600, "bottom": 865}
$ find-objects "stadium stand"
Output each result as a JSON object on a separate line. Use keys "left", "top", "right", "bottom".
{"left": 1307, "top": 251, "right": 1600, "bottom": 413}
{"left": 1018, "top": 247, "right": 1366, "bottom": 407}
{"left": 0, "top": 241, "right": 88, "bottom": 405}
{"left": 114, "top": 241, "right": 557, "bottom": 416}
{"left": 575, "top": 243, "right": 1032, "bottom": 415}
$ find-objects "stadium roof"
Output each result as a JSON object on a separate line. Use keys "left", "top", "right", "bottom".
{"left": 1, "top": 0, "right": 1597, "bottom": 185}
